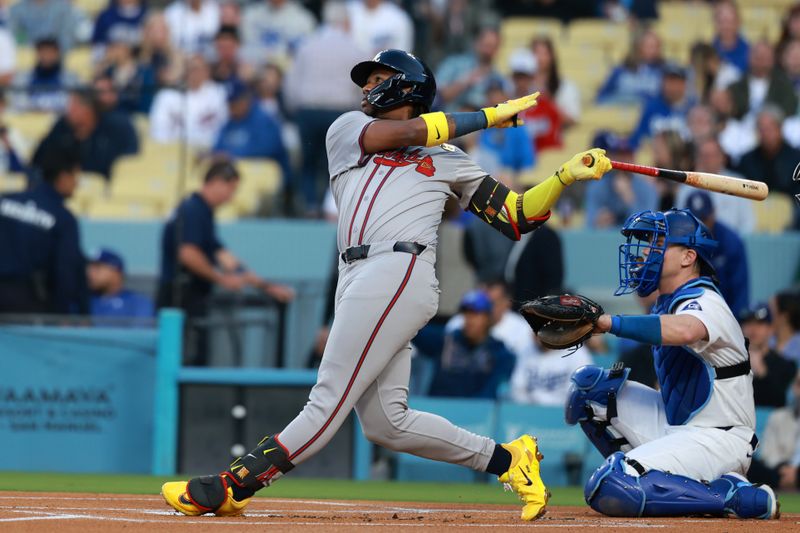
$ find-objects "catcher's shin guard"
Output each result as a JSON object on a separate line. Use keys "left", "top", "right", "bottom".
{"left": 585, "top": 452, "right": 727, "bottom": 517}
{"left": 565, "top": 364, "right": 631, "bottom": 457}
{"left": 227, "top": 435, "right": 296, "bottom": 491}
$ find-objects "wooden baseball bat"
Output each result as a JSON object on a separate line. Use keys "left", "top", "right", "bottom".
{"left": 608, "top": 160, "right": 769, "bottom": 201}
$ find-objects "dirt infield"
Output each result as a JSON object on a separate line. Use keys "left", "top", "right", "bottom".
{"left": 0, "top": 492, "right": 797, "bottom": 532}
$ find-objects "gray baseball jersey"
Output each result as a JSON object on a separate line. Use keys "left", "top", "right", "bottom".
{"left": 271, "top": 111, "right": 498, "bottom": 472}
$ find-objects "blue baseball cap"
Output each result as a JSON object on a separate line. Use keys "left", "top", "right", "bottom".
{"left": 226, "top": 79, "right": 251, "bottom": 103}
{"left": 460, "top": 290, "right": 492, "bottom": 313}
{"left": 739, "top": 302, "right": 772, "bottom": 324}
{"left": 684, "top": 190, "right": 715, "bottom": 220}
{"left": 90, "top": 248, "right": 125, "bottom": 273}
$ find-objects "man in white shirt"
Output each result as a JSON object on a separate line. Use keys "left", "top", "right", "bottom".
{"left": 242, "top": 0, "right": 316, "bottom": 66}
{"left": 149, "top": 55, "right": 228, "bottom": 148}
{"left": 510, "top": 337, "right": 592, "bottom": 406}
{"left": 164, "top": 0, "right": 220, "bottom": 55}
{"left": 347, "top": 0, "right": 413, "bottom": 56}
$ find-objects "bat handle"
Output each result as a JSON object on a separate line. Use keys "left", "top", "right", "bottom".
{"left": 582, "top": 154, "right": 595, "bottom": 167}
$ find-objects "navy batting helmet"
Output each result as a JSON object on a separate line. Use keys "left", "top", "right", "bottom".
{"left": 616, "top": 208, "right": 718, "bottom": 297}
{"left": 350, "top": 49, "right": 436, "bottom": 113}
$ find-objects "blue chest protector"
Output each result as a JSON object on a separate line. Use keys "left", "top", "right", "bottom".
{"left": 652, "top": 277, "right": 720, "bottom": 426}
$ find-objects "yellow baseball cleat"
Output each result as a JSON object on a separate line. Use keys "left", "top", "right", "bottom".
{"left": 161, "top": 477, "right": 251, "bottom": 517}
{"left": 498, "top": 434, "right": 550, "bottom": 521}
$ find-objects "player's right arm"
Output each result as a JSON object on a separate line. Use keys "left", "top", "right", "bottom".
{"left": 360, "top": 92, "right": 541, "bottom": 154}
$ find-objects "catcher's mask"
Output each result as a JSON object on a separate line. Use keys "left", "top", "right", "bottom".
{"left": 616, "top": 209, "right": 717, "bottom": 297}
{"left": 350, "top": 49, "right": 436, "bottom": 114}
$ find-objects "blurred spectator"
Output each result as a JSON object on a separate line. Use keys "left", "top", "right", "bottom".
{"left": 32, "top": 88, "right": 139, "bottom": 179}
{"left": 91, "top": 0, "right": 146, "bottom": 58}
{"left": 255, "top": 64, "right": 287, "bottom": 122}
{"left": 139, "top": 11, "right": 182, "bottom": 93}
{"left": 445, "top": 279, "right": 534, "bottom": 360}
{"left": 149, "top": 55, "right": 228, "bottom": 149}
{"left": 0, "top": 20, "right": 15, "bottom": 87}
{"left": 0, "top": 91, "right": 26, "bottom": 173}
{"left": 778, "top": 4, "right": 800, "bottom": 58}
{"left": 219, "top": 0, "right": 240, "bottom": 27}
{"left": 772, "top": 289, "right": 800, "bottom": 363}
{"left": 505, "top": 224, "right": 563, "bottom": 310}
{"left": 686, "top": 104, "right": 717, "bottom": 142}
{"left": 781, "top": 40, "right": 800, "bottom": 96}
{"left": 462, "top": 214, "right": 514, "bottom": 285}
{"left": 210, "top": 26, "right": 252, "bottom": 95}
{"left": 684, "top": 190, "right": 749, "bottom": 319}
{"left": 509, "top": 48, "right": 561, "bottom": 153}
{"left": 509, "top": 334, "right": 593, "bottom": 405}
{"left": 585, "top": 131, "right": 658, "bottom": 229}
{"left": 164, "top": 0, "right": 220, "bottom": 55}
{"left": 157, "top": 160, "right": 294, "bottom": 365}
{"left": 688, "top": 42, "right": 740, "bottom": 103}
{"left": 629, "top": 63, "right": 696, "bottom": 149}
{"left": 347, "top": 0, "right": 412, "bottom": 56}
{"left": 284, "top": 1, "right": 363, "bottom": 212}
{"left": 650, "top": 129, "right": 692, "bottom": 210}
{"left": 675, "top": 137, "right": 755, "bottom": 234}
{"left": 495, "top": 0, "right": 596, "bottom": 22}
{"left": 469, "top": 79, "right": 535, "bottom": 186}
{"left": 530, "top": 36, "right": 581, "bottom": 127}
{"left": 712, "top": 0, "right": 749, "bottom": 74}
{"left": 0, "top": 147, "right": 88, "bottom": 314}
{"left": 728, "top": 41, "right": 797, "bottom": 121}
{"left": 9, "top": 0, "right": 84, "bottom": 51}
{"left": 416, "top": 290, "right": 515, "bottom": 399}
{"left": 428, "top": 0, "right": 495, "bottom": 65}
{"left": 740, "top": 302, "right": 797, "bottom": 408}
{"left": 737, "top": 107, "right": 800, "bottom": 196}
{"left": 87, "top": 248, "right": 154, "bottom": 319}
{"left": 437, "top": 26, "right": 504, "bottom": 112}
{"left": 242, "top": 0, "right": 316, "bottom": 65}
{"left": 711, "top": 87, "right": 757, "bottom": 164}
{"left": 596, "top": 29, "right": 664, "bottom": 105}
{"left": 213, "top": 80, "right": 291, "bottom": 187}
{"left": 12, "top": 38, "right": 78, "bottom": 112}
{"left": 101, "top": 40, "right": 150, "bottom": 113}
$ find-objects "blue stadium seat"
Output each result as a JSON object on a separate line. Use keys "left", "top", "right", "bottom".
{"left": 394, "top": 397, "right": 496, "bottom": 483}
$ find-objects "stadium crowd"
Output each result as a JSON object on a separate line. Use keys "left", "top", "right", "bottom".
{"left": 1, "top": 0, "right": 800, "bottom": 488}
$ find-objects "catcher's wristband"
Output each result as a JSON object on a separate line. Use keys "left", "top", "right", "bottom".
{"left": 609, "top": 315, "right": 662, "bottom": 346}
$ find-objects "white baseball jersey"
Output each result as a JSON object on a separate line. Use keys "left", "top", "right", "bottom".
{"left": 510, "top": 344, "right": 594, "bottom": 406}
{"left": 326, "top": 111, "right": 487, "bottom": 253}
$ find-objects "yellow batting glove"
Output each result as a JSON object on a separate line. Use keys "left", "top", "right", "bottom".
{"left": 555, "top": 148, "right": 613, "bottom": 185}
{"left": 482, "top": 91, "right": 539, "bottom": 129}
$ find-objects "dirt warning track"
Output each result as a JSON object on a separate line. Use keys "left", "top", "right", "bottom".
{"left": 0, "top": 492, "right": 797, "bottom": 532}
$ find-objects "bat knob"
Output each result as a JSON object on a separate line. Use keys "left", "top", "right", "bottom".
{"left": 582, "top": 154, "right": 595, "bottom": 167}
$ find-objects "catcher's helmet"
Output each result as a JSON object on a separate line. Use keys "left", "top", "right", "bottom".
{"left": 350, "top": 49, "right": 436, "bottom": 113}
{"left": 616, "top": 208, "right": 718, "bottom": 297}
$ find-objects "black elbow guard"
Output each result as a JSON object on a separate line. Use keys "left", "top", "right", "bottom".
{"left": 467, "top": 177, "right": 549, "bottom": 240}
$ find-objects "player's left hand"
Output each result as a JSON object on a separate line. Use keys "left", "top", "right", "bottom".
{"left": 556, "top": 148, "right": 612, "bottom": 185}
{"left": 520, "top": 294, "right": 604, "bottom": 351}
{"left": 483, "top": 91, "right": 539, "bottom": 129}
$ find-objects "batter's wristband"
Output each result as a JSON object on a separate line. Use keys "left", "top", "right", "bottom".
{"left": 610, "top": 314, "right": 662, "bottom": 346}
{"left": 481, "top": 106, "right": 498, "bottom": 127}
{"left": 420, "top": 111, "right": 450, "bottom": 147}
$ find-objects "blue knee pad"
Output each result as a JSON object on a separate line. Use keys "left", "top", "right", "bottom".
{"left": 584, "top": 452, "right": 725, "bottom": 517}
{"left": 565, "top": 364, "right": 630, "bottom": 457}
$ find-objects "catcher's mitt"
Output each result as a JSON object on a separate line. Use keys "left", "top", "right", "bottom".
{"left": 520, "top": 294, "right": 604, "bottom": 351}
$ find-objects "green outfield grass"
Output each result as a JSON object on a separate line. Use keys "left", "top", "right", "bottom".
{"left": 1, "top": 472, "right": 798, "bottom": 512}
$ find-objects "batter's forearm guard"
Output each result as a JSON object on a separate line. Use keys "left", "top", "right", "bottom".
{"left": 227, "top": 435, "right": 295, "bottom": 491}
{"left": 467, "top": 176, "right": 549, "bottom": 241}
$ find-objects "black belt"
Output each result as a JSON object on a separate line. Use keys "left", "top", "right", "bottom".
{"left": 340, "top": 241, "right": 426, "bottom": 264}
{"left": 714, "top": 359, "right": 751, "bottom": 380}
{"left": 717, "top": 426, "right": 759, "bottom": 451}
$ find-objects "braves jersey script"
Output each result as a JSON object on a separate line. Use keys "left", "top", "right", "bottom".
{"left": 675, "top": 289, "right": 756, "bottom": 430}
{"left": 326, "top": 111, "right": 487, "bottom": 252}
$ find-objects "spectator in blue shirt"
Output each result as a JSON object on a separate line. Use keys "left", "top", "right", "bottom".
{"left": 712, "top": 0, "right": 749, "bottom": 74}
{"left": 91, "top": 0, "right": 147, "bottom": 56}
{"left": 12, "top": 38, "right": 79, "bottom": 112}
{"left": 0, "top": 147, "right": 88, "bottom": 314}
{"left": 414, "top": 290, "right": 515, "bottom": 399}
{"left": 596, "top": 29, "right": 664, "bottom": 105}
{"left": 213, "top": 80, "right": 291, "bottom": 186}
{"left": 584, "top": 131, "right": 658, "bottom": 228}
{"left": 684, "top": 190, "right": 750, "bottom": 319}
{"left": 87, "top": 248, "right": 154, "bottom": 319}
{"left": 628, "top": 63, "right": 696, "bottom": 149}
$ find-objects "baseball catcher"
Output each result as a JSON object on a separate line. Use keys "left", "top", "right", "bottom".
{"left": 562, "top": 209, "right": 779, "bottom": 520}
{"left": 160, "top": 49, "right": 612, "bottom": 522}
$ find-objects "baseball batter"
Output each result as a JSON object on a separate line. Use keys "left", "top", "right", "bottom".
{"left": 161, "top": 49, "right": 611, "bottom": 521}
{"left": 566, "top": 208, "right": 779, "bottom": 519}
